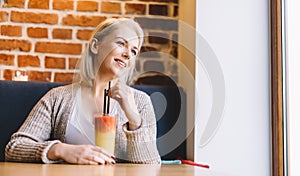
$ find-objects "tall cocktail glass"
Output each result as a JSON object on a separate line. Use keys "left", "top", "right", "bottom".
{"left": 94, "top": 114, "right": 116, "bottom": 154}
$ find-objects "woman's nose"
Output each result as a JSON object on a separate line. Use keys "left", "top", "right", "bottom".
{"left": 121, "top": 48, "right": 131, "bottom": 60}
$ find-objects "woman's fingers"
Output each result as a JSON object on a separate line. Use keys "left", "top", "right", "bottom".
{"left": 58, "top": 144, "right": 115, "bottom": 165}
{"left": 93, "top": 146, "right": 115, "bottom": 159}
{"left": 78, "top": 152, "right": 114, "bottom": 165}
{"left": 108, "top": 82, "right": 130, "bottom": 103}
{"left": 80, "top": 158, "right": 99, "bottom": 165}
{"left": 89, "top": 155, "right": 105, "bottom": 165}
{"left": 97, "top": 153, "right": 115, "bottom": 164}
{"left": 88, "top": 146, "right": 115, "bottom": 164}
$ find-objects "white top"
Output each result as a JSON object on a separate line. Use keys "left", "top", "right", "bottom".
{"left": 65, "top": 88, "right": 117, "bottom": 145}
{"left": 65, "top": 88, "right": 94, "bottom": 145}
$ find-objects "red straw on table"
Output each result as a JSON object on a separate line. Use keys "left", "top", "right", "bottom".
{"left": 177, "top": 158, "right": 210, "bottom": 169}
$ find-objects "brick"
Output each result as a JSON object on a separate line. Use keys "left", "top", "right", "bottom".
{"left": 172, "top": 33, "right": 178, "bottom": 43}
{"left": 143, "top": 60, "right": 165, "bottom": 73}
{"left": 0, "top": 25, "right": 22, "bottom": 37}
{"left": 3, "top": 69, "right": 13, "bottom": 80}
{"left": 11, "top": 11, "right": 58, "bottom": 25}
{"left": 149, "top": 5, "right": 168, "bottom": 16}
{"left": 62, "top": 14, "right": 106, "bottom": 27}
{"left": 173, "top": 5, "right": 178, "bottom": 17}
{"left": 76, "top": 29, "right": 93, "bottom": 40}
{"left": 0, "top": 11, "right": 8, "bottom": 22}
{"left": 35, "top": 42, "right": 82, "bottom": 55}
{"left": 77, "top": 1, "right": 98, "bottom": 12}
{"left": 135, "top": 17, "right": 178, "bottom": 31}
{"left": 141, "top": 46, "right": 158, "bottom": 53}
{"left": 69, "top": 58, "right": 79, "bottom": 69}
{"left": 0, "top": 39, "right": 31, "bottom": 52}
{"left": 101, "top": 2, "right": 121, "bottom": 14}
{"left": 134, "top": 72, "right": 177, "bottom": 86}
{"left": 0, "top": 54, "right": 14, "bottom": 66}
{"left": 54, "top": 72, "right": 74, "bottom": 82}
{"left": 18, "top": 55, "right": 40, "bottom": 67}
{"left": 28, "top": 71, "right": 51, "bottom": 82}
{"left": 170, "top": 42, "right": 177, "bottom": 58}
{"left": 170, "top": 61, "right": 178, "bottom": 73}
{"left": 27, "top": 27, "right": 48, "bottom": 38}
{"left": 125, "top": 3, "right": 146, "bottom": 15}
{"left": 45, "top": 56, "right": 66, "bottom": 69}
{"left": 52, "top": 28, "right": 72, "bottom": 39}
{"left": 53, "top": 0, "right": 73, "bottom": 10}
{"left": 148, "top": 32, "right": 169, "bottom": 44}
{"left": 28, "top": 0, "right": 49, "bottom": 9}
{"left": 140, "top": 46, "right": 160, "bottom": 58}
{"left": 5, "top": 0, "right": 25, "bottom": 8}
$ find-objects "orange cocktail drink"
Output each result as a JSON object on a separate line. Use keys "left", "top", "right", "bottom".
{"left": 95, "top": 115, "right": 116, "bottom": 154}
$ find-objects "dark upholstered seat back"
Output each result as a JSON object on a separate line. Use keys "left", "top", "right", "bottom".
{"left": 0, "top": 81, "right": 65, "bottom": 161}
{"left": 0, "top": 81, "right": 186, "bottom": 161}
{"left": 132, "top": 85, "right": 187, "bottom": 160}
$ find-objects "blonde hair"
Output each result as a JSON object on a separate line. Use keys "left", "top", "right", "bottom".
{"left": 79, "top": 18, "right": 144, "bottom": 86}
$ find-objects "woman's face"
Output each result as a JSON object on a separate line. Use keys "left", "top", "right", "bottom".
{"left": 93, "top": 26, "right": 140, "bottom": 80}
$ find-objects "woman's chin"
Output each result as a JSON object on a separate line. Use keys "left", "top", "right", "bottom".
{"left": 112, "top": 70, "right": 125, "bottom": 79}
{"left": 111, "top": 65, "right": 129, "bottom": 79}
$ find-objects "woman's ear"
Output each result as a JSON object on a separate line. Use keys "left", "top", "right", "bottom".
{"left": 90, "top": 38, "right": 99, "bottom": 54}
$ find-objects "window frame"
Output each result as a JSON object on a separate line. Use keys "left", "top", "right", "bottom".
{"left": 270, "top": 0, "right": 288, "bottom": 176}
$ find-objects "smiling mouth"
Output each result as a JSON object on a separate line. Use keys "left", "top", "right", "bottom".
{"left": 114, "top": 58, "right": 127, "bottom": 68}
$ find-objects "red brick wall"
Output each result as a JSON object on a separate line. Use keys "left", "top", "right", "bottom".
{"left": 0, "top": 0, "right": 178, "bottom": 83}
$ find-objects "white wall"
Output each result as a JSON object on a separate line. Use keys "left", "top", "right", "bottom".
{"left": 195, "top": 0, "right": 270, "bottom": 175}
{"left": 287, "top": 1, "right": 300, "bottom": 175}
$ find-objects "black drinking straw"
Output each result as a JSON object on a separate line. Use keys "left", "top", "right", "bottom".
{"left": 107, "top": 81, "right": 111, "bottom": 114}
{"left": 103, "top": 89, "right": 107, "bottom": 115}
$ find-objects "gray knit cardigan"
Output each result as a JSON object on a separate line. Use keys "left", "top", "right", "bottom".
{"left": 5, "top": 83, "right": 161, "bottom": 164}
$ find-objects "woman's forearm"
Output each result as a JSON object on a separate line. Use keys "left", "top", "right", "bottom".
{"left": 121, "top": 100, "right": 141, "bottom": 130}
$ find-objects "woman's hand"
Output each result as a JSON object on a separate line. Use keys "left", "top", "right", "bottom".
{"left": 108, "top": 81, "right": 141, "bottom": 130}
{"left": 47, "top": 143, "right": 115, "bottom": 165}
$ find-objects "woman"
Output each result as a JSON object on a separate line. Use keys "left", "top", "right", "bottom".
{"left": 5, "top": 18, "right": 161, "bottom": 165}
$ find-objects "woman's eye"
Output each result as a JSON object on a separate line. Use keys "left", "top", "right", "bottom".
{"left": 131, "top": 50, "right": 137, "bottom": 56}
{"left": 116, "top": 41, "right": 125, "bottom": 46}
